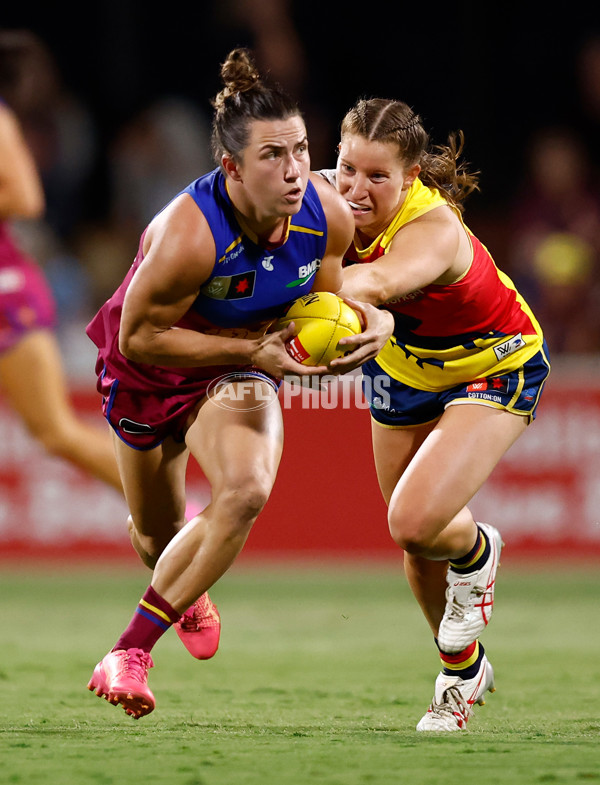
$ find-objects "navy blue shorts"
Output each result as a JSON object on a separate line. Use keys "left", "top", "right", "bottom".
{"left": 362, "top": 343, "right": 551, "bottom": 427}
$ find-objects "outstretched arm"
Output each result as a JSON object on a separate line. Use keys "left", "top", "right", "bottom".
{"left": 341, "top": 208, "right": 463, "bottom": 305}
{"left": 309, "top": 173, "right": 394, "bottom": 372}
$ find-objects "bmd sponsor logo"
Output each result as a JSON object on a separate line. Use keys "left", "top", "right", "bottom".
{"left": 286, "top": 258, "right": 321, "bottom": 288}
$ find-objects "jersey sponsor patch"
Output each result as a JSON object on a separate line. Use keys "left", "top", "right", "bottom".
{"left": 466, "top": 380, "right": 488, "bottom": 392}
{"left": 465, "top": 374, "right": 510, "bottom": 403}
{"left": 493, "top": 333, "right": 524, "bottom": 361}
{"left": 466, "top": 377, "right": 509, "bottom": 394}
{"left": 286, "top": 258, "right": 321, "bottom": 288}
{"left": 201, "top": 271, "right": 256, "bottom": 300}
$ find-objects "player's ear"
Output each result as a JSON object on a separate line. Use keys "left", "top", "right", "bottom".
{"left": 222, "top": 153, "right": 242, "bottom": 182}
{"left": 403, "top": 163, "right": 421, "bottom": 190}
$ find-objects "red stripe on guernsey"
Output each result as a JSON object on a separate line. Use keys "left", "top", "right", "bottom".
{"left": 348, "top": 233, "right": 538, "bottom": 340}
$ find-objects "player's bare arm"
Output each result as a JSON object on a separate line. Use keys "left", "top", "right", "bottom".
{"left": 341, "top": 206, "right": 466, "bottom": 306}
{"left": 119, "top": 194, "right": 254, "bottom": 367}
{"left": 0, "top": 103, "right": 45, "bottom": 219}
{"left": 308, "top": 172, "right": 353, "bottom": 294}
{"left": 120, "top": 193, "right": 332, "bottom": 378}
{"left": 310, "top": 173, "right": 394, "bottom": 370}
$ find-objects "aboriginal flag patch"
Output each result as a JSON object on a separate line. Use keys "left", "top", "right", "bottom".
{"left": 202, "top": 271, "right": 256, "bottom": 300}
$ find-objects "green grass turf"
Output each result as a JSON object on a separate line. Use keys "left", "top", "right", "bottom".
{"left": 0, "top": 560, "right": 599, "bottom": 785}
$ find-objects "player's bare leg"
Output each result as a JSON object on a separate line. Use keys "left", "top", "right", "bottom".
{"left": 88, "top": 380, "right": 282, "bottom": 716}
{"left": 151, "top": 379, "right": 283, "bottom": 611}
{"left": 382, "top": 405, "right": 525, "bottom": 621}
{"left": 0, "top": 330, "right": 122, "bottom": 491}
{"left": 112, "top": 430, "right": 222, "bottom": 659}
{"left": 113, "top": 430, "right": 190, "bottom": 568}
{"left": 371, "top": 406, "right": 526, "bottom": 729}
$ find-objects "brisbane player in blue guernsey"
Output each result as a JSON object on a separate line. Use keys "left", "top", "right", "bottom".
{"left": 328, "top": 98, "right": 550, "bottom": 731}
{"left": 86, "top": 49, "right": 393, "bottom": 718}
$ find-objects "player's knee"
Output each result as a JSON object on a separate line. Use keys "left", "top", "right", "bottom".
{"left": 217, "top": 480, "right": 271, "bottom": 529}
{"left": 230, "top": 483, "right": 270, "bottom": 523}
{"left": 388, "top": 508, "right": 438, "bottom": 555}
{"left": 127, "top": 514, "right": 178, "bottom": 568}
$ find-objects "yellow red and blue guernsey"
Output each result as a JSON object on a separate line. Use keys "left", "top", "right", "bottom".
{"left": 86, "top": 168, "right": 327, "bottom": 387}
{"left": 344, "top": 178, "right": 544, "bottom": 392}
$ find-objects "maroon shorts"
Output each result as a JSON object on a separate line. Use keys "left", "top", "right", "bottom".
{"left": 98, "top": 362, "right": 280, "bottom": 450}
{"left": 0, "top": 257, "right": 56, "bottom": 354}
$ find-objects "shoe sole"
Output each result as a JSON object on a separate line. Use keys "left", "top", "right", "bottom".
{"left": 88, "top": 672, "right": 155, "bottom": 719}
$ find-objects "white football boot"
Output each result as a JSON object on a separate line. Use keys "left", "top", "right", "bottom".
{"left": 416, "top": 654, "right": 495, "bottom": 731}
{"left": 437, "top": 523, "right": 504, "bottom": 654}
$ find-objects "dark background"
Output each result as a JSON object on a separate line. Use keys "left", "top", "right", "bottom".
{"left": 4, "top": 2, "right": 600, "bottom": 216}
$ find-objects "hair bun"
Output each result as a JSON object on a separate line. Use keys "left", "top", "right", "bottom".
{"left": 215, "top": 48, "right": 260, "bottom": 109}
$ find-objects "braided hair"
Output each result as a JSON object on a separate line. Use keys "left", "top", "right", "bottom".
{"left": 340, "top": 98, "right": 479, "bottom": 211}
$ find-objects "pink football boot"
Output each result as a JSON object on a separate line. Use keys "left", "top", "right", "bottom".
{"left": 174, "top": 592, "right": 221, "bottom": 659}
{"left": 88, "top": 648, "right": 155, "bottom": 719}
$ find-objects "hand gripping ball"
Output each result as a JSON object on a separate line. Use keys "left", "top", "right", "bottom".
{"left": 276, "top": 291, "right": 362, "bottom": 366}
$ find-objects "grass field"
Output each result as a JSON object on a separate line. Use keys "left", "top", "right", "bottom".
{"left": 1, "top": 559, "right": 599, "bottom": 785}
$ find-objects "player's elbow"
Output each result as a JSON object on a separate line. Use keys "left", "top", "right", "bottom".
{"left": 343, "top": 268, "right": 393, "bottom": 307}
{"left": 119, "top": 330, "right": 149, "bottom": 363}
{"left": 369, "top": 266, "right": 410, "bottom": 306}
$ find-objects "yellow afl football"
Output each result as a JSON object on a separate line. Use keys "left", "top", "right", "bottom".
{"left": 277, "top": 292, "right": 362, "bottom": 366}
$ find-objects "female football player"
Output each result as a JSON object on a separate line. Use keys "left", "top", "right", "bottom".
{"left": 327, "top": 97, "right": 550, "bottom": 730}
{"left": 86, "top": 50, "right": 393, "bottom": 718}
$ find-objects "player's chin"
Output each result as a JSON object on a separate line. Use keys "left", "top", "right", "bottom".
{"left": 285, "top": 203, "right": 304, "bottom": 217}
{"left": 352, "top": 215, "right": 375, "bottom": 233}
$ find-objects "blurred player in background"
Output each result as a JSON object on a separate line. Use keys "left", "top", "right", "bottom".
{"left": 322, "top": 97, "right": 550, "bottom": 731}
{"left": 0, "top": 29, "right": 221, "bottom": 661}
{"left": 0, "top": 30, "right": 122, "bottom": 491}
{"left": 86, "top": 48, "right": 392, "bottom": 719}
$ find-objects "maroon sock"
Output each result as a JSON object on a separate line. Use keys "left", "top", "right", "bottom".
{"left": 112, "top": 585, "right": 181, "bottom": 654}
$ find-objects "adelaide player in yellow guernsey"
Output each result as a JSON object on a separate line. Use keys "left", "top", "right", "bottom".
{"left": 326, "top": 98, "right": 550, "bottom": 731}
